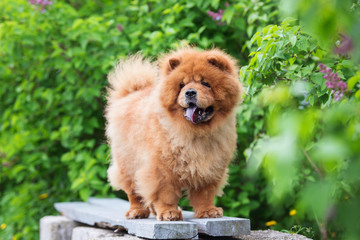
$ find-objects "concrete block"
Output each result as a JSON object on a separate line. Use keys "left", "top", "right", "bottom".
{"left": 55, "top": 202, "right": 198, "bottom": 239}
{"left": 40, "top": 216, "right": 80, "bottom": 240}
{"left": 186, "top": 214, "right": 251, "bottom": 236}
{"left": 88, "top": 197, "right": 251, "bottom": 237}
{"left": 72, "top": 226, "right": 141, "bottom": 240}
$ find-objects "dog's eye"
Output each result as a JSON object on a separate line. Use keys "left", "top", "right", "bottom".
{"left": 201, "top": 81, "right": 211, "bottom": 88}
{"left": 180, "top": 83, "right": 185, "bottom": 89}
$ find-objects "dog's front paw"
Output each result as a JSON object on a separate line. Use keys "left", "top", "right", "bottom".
{"left": 125, "top": 208, "right": 150, "bottom": 219}
{"left": 194, "top": 207, "right": 223, "bottom": 218}
{"left": 157, "top": 209, "right": 183, "bottom": 221}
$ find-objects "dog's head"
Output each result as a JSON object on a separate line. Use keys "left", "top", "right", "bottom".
{"left": 158, "top": 47, "right": 242, "bottom": 128}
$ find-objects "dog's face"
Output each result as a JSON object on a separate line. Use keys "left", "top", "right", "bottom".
{"left": 159, "top": 48, "right": 241, "bottom": 128}
{"left": 177, "top": 75, "right": 215, "bottom": 124}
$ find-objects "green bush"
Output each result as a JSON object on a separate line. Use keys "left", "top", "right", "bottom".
{"left": 238, "top": 15, "right": 360, "bottom": 240}
{"left": 1, "top": 0, "right": 359, "bottom": 239}
{"left": 0, "top": 0, "right": 278, "bottom": 239}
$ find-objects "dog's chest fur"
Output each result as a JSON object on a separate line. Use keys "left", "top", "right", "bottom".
{"left": 162, "top": 133, "right": 233, "bottom": 190}
{"left": 156, "top": 110, "right": 237, "bottom": 190}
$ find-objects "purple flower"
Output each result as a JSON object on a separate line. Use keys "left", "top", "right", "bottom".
{"left": 29, "top": 0, "right": 53, "bottom": 5}
{"left": 2, "top": 162, "right": 10, "bottom": 167}
{"left": 319, "top": 63, "right": 327, "bottom": 72}
{"left": 319, "top": 63, "right": 347, "bottom": 101}
{"left": 117, "top": 24, "right": 123, "bottom": 32}
{"left": 334, "top": 34, "right": 353, "bottom": 55}
{"left": 207, "top": 3, "right": 230, "bottom": 25}
{"left": 28, "top": 0, "right": 53, "bottom": 12}
{"left": 333, "top": 91, "right": 344, "bottom": 101}
{"left": 207, "top": 10, "right": 223, "bottom": 22}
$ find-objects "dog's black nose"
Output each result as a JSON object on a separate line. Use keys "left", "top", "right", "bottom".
{"left": 185, "top": 88, "right": 197, "bottom": 98}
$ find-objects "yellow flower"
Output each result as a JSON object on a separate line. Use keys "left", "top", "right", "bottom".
{"left": 265, "top": 220, "right": 277, "bottom": 227}
{"left": 289, "top": 209, "right": 297, "bottom": 216}
{"left": 1, "top": 223, "right": 6, "bottom": 230}
{"left": 39, "top": 193, "right": 49, "bottom": 200}
{"left": 12, "top": 236, "right": 17, "bottom": 240}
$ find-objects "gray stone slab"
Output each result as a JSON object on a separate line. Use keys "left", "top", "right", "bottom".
{"left": 54, "top": 202, "right": 197, "bottom": 239}
{"left": 40, "top": 216, "right": 80, "bottom": 240}
{"left": 39, "top": 216, "right": 308, "bottom": 240}
{"left": 72, "top": 226, "right": 142, "bottom": 240}
{"left": 88, "top": 197, "right": 130, "bottom": 209}
{"left": 87, "top": 197, "right": 251, "bottom": 237}
{"left": 188, "top": 215, "right": 251, "bottom": 236}
{"left": 235, "top": 230, "right": 312, "bottom": 240}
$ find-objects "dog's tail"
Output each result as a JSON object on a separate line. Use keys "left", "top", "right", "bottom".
{"left": 107, "top": 53, "right": 157, "bottom": 100}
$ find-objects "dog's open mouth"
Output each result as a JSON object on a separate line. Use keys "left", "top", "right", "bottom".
{"left": 184, "top": 103, "right": 214, "bottom": 124}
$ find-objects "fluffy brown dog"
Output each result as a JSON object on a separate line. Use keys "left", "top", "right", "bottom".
{"left": 106, "top": 47, "right": 242, "bottom": 221}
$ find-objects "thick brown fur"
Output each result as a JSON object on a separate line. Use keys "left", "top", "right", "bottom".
{"left": 106, "top": 47, "right": 242, "bottom": 221}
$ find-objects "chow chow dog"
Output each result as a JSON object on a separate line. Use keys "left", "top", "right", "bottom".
{"left": 105, "top": 47, "right": 242, "bottom": 221}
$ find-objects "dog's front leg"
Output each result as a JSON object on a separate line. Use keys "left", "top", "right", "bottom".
{"left": 151, "top": 180, "right": 183, "bottom": 221}
{"left": 189, "top": 185, "right": 223, "bottom": 218}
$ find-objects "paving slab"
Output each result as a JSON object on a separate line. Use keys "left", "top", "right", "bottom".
{"left": 39, "top": 216, "right": 80, "bottom": 240}
{"left": 88, "top": 197, "right": 250, "bottom": 237}
{"left": 40, "top": 215, "right": 309, "bottom": 240}
{"left": 55, "top": 201, "right": 197, "bottom": 239}
{"left": 72, "top": 226, "right": 142, "bottom": 240}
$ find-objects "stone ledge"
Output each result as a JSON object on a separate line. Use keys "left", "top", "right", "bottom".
{"left": 40, "top": 216, "right": 312, "bottom": 240}
{"left": 72, "top": 227, "right": 141, "bottom": 240}
{"left": 55, "top": 197, "right": 250, "bottom": 238}
{"left": 40, "top": 216, "right": 81, "bottom": 240}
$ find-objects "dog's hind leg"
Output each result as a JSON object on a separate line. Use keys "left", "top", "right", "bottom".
{"left": 136, "top": 166, "right": 183, "bottom": 221}
{"left": 107, "top": 162, "right": 150, "bottom": 219}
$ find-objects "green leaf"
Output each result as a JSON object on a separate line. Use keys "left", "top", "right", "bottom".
{"left": 289, "top": 57, "right": 296, "bottom": 65}
{"left": 248, "top": 12, "right": 259, "bottom": 24}
{"left": 347, "top": 72, "right": 360, "bottom": 90}
{"left": 248, "top": 70, "right": 253, "bottom": 85}
{"left": 249, "top": 51, "right": 257, "bottom": 57}
{"left": 249, "top": 32, "right": 260, "bottom": 47}
{"left": 289, "top": 34, "right": 297, "bottom": 46}
{"left": 197, "top": 26, "right": 206, "bottom": 34}
{"left": 71, "top": 177, "right": 85, "bottom": 190}
{"left": 222, "top": 6, "right": 235, "bottom": 24}
{"left": 264, "top": 40, "right": 274, "bottom": 54}
{"left": 210, "top": 0, "right": 220, "bottom": 8}
{"left": 355, "top": 89, "right": 360, "bottom": 99}
{"left": 297, "top": 37, "right": 310, "bottom": 52}
{"left": 249, "top": 53, "right": 258, "bottom": 66}
{"left": 162, "top": 8, "right": 171, "bottom": 14}
{"left": 239, "top": 66, "right": 248, "bottom": 81}
{"left": 79, "top": 188, "right": 91, "bottom": 201}
{"left": 263, "top": 35, "right": 272, "bottom": 41}
{"left": 308, "top": 95, "right": 315, "bottom": 106}
{"left": 281, "top": 17, "right": 297, "bottom": 26}
{"left": 247, "top": 25, "right": 255, "bottom": 38}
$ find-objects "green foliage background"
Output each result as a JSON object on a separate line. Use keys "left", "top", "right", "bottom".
{"left": 1, "top": 0, "right": 359, "bottom": 239}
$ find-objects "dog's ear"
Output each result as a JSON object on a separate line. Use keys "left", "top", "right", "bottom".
{"left": 160, "top": 57, "right": 181, "bottom": 75}
{"left": 207, "top": 55, "right": 231, "bottom": 72}
{"left": 169, "top": 58, "right": 181, "bottom": 71}
{"left": 160, "top": 55, "right": 181, "bottom": 76}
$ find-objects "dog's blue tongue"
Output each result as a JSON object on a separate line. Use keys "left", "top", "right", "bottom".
{"left": 184, "top": 105, "right": 198, "bottom": 123}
